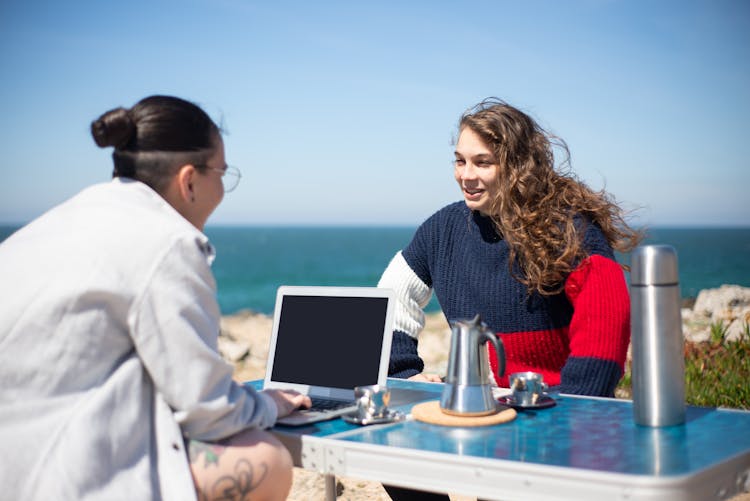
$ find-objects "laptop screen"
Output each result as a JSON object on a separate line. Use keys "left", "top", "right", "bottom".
{"left": 268, "top": 289, "right": 394, "bottom": 392}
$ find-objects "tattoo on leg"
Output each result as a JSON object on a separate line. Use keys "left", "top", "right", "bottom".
{"left": 189, "top": 439, "right": 229, "bottom": 468}
{"left": 207, "top": 459, "right": 268, "bottom": 501}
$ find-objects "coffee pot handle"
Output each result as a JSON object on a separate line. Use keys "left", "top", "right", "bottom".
{"left": 482, "top": 330, "right": 505, "bottom": 379}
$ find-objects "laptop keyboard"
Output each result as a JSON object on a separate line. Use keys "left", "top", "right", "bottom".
{"left": 309, "top": 397, "right": 354, "bottom": 412}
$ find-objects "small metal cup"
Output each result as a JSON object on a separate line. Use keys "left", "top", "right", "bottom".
{"left": 509, "top": 372, "right": 548, "bottom": 406}
{"left": 354, "top": 384, "right": 391, "bottom": 420}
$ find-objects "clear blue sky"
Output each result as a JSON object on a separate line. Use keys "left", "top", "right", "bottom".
{"left": 1, "top": 0, "right": 748, "bottom": 227}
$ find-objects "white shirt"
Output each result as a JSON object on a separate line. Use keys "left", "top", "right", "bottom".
{"left": 0, "top": 178, "right": 277, "bottom": 500}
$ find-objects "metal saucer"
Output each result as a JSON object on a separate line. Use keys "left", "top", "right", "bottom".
{"left": 341, "top": 409, "right": 406, "bottom": 426}
{"left": 498, "top": 394, "right": 556, "bottom": 410}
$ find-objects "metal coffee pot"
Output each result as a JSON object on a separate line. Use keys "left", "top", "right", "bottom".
{"left": 440, "top": 315, "right": 505, "bottom": 416}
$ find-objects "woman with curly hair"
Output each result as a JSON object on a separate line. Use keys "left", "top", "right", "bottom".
{"left": 379, "top": 97, "right": 642, "bottom": 396}
{"left": 380, "top": 99, "right": 641, "bottom": 501}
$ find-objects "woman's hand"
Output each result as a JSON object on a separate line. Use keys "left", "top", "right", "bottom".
{"left": 408, "top": 373, "right": 443, "bottom": 383}
{"left": 262, "top": 389, "right": 312, "bottom": 417}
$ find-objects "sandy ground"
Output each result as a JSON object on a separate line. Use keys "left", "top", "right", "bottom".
{"left": 218, "top": 310, "right": 750, "bottom": 501}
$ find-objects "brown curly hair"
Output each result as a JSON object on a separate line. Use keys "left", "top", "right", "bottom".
{"left": 459, "top": 98, "right": 642, "bottom": 295}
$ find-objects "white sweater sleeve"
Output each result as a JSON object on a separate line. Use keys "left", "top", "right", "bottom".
{"left": 377, "top": 251, "right": 433, "bottom": 340}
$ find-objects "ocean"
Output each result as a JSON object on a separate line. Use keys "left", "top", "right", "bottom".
{"left": 2, "top": 225, "right": 749, "bottom": 316}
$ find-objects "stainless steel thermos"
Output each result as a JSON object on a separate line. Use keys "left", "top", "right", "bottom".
{"left": 630, "top": 245, "right": 686, "bottom": 427}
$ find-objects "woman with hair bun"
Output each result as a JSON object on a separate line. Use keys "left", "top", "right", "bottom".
{"left": 0, "top": 95, "right": 309, "bottom": 501}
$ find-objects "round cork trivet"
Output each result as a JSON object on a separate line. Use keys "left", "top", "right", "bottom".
{"left": 411, "top": 400, "right": 517, "bottom": 427}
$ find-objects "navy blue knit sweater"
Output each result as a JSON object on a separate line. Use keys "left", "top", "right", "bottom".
{"left": 378, "top": 202, "right": 631, "bottom": 397}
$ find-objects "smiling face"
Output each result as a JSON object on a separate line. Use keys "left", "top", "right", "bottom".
{"left": 454, "top": 127, "right": 500, "bottom": 215}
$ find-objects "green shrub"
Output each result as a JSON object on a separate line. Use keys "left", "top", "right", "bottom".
{"left": 617, "top": 321, "right": 750, "bottom": 410}
{"left": 709, "top": 320, "right": 729, "bottom": 344}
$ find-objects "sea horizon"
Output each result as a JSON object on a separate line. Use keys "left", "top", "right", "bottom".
{"left": 2, "top": 224, "right": 749, "bottom": 316}
{"left": 2, "top": 221, "right": 750, "bottom": 230}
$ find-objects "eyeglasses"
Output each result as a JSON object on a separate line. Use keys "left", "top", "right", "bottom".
{"left": 204, "top": 164, "right": 242, "bottom": 192}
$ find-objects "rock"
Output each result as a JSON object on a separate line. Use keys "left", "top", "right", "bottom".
{"left": 682, "top": 285, "right": 750, "bottom": 342}
{"left": 219, "top": 310, "right": 275, "bottom": 381}
{"left": 417, "top": 312, "right": 451, "bottom": 375}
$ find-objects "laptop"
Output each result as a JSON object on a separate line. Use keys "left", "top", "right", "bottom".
{"left": 263, "top": 285, "right": 396, "bottom": 426}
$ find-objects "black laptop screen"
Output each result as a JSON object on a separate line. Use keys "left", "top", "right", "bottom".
{"left": 270, "top": 294, "right": 389, "bottom": 389}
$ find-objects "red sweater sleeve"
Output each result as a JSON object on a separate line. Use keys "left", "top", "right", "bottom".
{"left": 560, "top": 254, "right": 631, "bottom": 395}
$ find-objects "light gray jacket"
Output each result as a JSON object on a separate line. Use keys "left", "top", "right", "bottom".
{"left": 0, "top": 178, "right": 277, "bottom": 500}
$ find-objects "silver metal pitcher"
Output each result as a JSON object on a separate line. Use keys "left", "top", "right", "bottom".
{"left": 440, "top": 315, "right": 505, "bottom": 416}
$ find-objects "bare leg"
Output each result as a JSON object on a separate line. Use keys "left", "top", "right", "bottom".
{"left": 189, "top": 428, "right": 293, "bottom": 501}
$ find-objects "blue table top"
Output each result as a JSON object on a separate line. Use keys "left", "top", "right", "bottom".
{"left": 248, "top": 378, "right": 750, "bottom": 478}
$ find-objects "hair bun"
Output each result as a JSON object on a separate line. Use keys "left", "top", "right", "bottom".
{"left": 91, "top": 107, "right": 135, "bottom": 149}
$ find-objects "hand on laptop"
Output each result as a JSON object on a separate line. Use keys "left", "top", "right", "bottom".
{"left": 263, "top": 389, "right": 312, "bottom": 418}
{"left": 408, "top": 373, "right": 443, "bottom": 383}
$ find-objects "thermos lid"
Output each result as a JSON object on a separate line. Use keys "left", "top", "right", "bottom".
{"left": 630, "top": 244, "right": 679, "bottom": 286}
